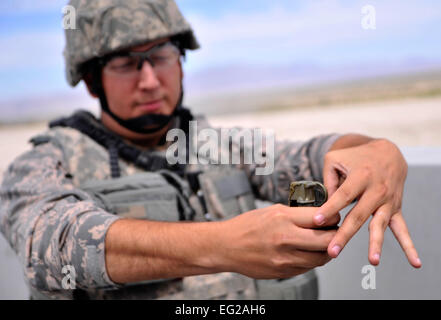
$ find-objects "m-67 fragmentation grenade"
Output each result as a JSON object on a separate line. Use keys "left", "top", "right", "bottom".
{"left": 288, "top": 181, "right": 328, "bottom": 207}
{"left": 260, "top": 180, "right": 329, "bottom": 300}
{"left": 288, "top": 181, "right": 337, "bottom": 232}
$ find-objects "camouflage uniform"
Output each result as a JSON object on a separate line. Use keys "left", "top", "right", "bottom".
{"left": 0, "top": 111, "right": 339, "bottom": 299}
{"left": 0, "top": 0, "right": 341, "bottom": 299}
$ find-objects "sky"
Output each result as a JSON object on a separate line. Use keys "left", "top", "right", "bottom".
{"left": 0, "top": 0, "right": 441, "bottom": 102}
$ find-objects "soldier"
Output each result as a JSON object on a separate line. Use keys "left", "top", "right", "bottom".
{"left": 0, "top": 0, "right": 421, "bottom": 300}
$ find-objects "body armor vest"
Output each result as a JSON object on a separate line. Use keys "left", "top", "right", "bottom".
{"left": 39, "top": 110, "right": 318, "bottom": 300}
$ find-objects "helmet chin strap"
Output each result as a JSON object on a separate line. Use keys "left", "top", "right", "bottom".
{"left": 98, "top": 89, "right": 184, "bottom": 134}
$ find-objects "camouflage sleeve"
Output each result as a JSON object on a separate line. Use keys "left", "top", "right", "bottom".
{"left": 247, "top": 134, "right": 342, "bottom": 203}
{"left": 192, "top": 116, "right": 341, "bottom": 203}
{"left": 0, "top": 141, "right": 122, "bottom": 296}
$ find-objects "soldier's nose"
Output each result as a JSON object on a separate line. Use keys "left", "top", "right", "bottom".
{"left": 138, "top": 62, "right": 161, "bottom": 91}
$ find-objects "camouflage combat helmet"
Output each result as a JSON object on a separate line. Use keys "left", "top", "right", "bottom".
{"left": 64, "top": 0, "right": 200, "bottom": 87}
{"left": 63, "top": 0, "right": 199, "bottom": 134}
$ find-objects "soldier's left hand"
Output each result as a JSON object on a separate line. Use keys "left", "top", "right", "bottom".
{"left": 314, "top": 139, "right": 421, "bottom": 268}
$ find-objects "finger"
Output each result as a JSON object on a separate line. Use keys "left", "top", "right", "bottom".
{"left": 314, "top": 174, "right": 368, "bottom": 226}
{"left": 282, "top": 206, "right": 341, "bottom": 229}
{"left": 323, "top": 212, "right": 341, "bottom": 227}
{"left": 368, "top": 204, "right": 392, "bottom": 266}
{"left": 312, "top": 213, "right": 341, "bottom": 230}
{"left": 323, "top": 162, "right": 341, "bottom": 197}
{"left": 282, "top": 206, "right": 318, "bottom": 228}
{"left": 327, "top": 189, "right": 382, "bottom": 258}
{"left": 389, "top": 212, "right": 422, "bottom": 268}
{"left": 286, "top": 227, "right": 338, "bottom": 251}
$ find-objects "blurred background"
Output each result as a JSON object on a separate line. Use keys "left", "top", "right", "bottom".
{"left": 0, "top": 0, "right": 440, "bottom": 299}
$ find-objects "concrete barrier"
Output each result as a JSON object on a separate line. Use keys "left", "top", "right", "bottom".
{"left": 316, "top": 163, "right": 441, "bottom": 299}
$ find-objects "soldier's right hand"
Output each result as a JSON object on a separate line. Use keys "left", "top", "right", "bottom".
{"left": 216, "top": 204, "right": 339, "bottom": 279}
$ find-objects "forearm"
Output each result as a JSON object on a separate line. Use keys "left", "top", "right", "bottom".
{"left": 105, "top": 219, "right": 227, "bottom": 284}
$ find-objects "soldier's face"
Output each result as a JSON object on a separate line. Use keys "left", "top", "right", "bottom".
{"left": 100, "top": 37, "right": 183, "bottom": 140}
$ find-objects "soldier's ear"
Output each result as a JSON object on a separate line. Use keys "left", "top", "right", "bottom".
{"left": 83, "top": 73, "right": 99, "bottom": 98}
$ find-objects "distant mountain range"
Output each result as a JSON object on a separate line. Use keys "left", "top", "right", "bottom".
{"left": 184, "top": 58, "right": 441, "bottom": 97}
{"left": 1, "top": 59, "right": 441, "bottom": 124}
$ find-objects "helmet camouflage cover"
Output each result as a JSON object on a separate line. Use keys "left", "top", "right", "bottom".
{"left": 64, "top": 0, "right": 200, "bottom": 87}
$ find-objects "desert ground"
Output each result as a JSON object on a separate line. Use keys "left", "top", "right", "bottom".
{"left": 1, "top": 96, "right": 440, "bottom": 182}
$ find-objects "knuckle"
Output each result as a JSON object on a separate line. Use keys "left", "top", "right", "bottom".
{"left": 393, "top": 198, "right": 402, "bottom": 211}
{"left": 273, "top": 204, "right": 290, "bottom": 215}
{"left": 352, "top": 213, "right": 366, "bottom": 227}
{"left": 369, "top": 216, "right": 387, "bottom": 233}
{"left": 339, "top": 187, "right": 353, "bottom": 204}
{"left": 273, "top": 203, "right": 284, "bottom": 210}
{"left": 270, "top": 256, "right": 290, "bottom": 270}
{"left": 269, "top": 203, "right": 282, "bottom": 213}
{"left": 376, "top": 183, "right": 389, "bottom": 199}
{"left": 368, "top": 217, "right": 377, "bottom": 232}
{"left": 375, "top": 212, "right": 389, "bottom": 230}
{"left": 272, "top": 232, "right": 292, "bottom": 248}
{"left": 360, "top": 166, "right": 373, "bottom": 179}
{"left": 270, "top": 203, "right": 285, "bottom": 214}
{"left": 381, "top": 218, "right": 388, "bottom": 231}
{"left": 272, "top": 210, "right": 288, "bottom": 222}
{"left": 269, "top": 256, "right": 280, "bottom": 269}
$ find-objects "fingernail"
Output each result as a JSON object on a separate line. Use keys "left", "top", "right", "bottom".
{"left": 374, "top": 253, "right": 380, "bottom": 262}
{"left": 314, "top": 214, "right": 325, "bottom": 226}
{"left": 416, "top": 258, "right": 421, "bottom": 266}
{"left": 331, "top": 245, "right": 341, "bottom": 257}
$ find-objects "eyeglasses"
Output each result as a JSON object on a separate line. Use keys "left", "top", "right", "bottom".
{"left": 101, "top": 41, "right": 181, "bottom": 79}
